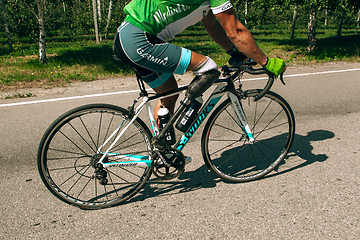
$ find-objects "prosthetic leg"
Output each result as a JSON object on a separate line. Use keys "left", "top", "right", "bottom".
{"left": 186, "top": 56, "right": 220, "bottom": 100}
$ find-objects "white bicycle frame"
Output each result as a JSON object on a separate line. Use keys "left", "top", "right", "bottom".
{"left": 96, "top": 77, "right": 254, "bottom": 168}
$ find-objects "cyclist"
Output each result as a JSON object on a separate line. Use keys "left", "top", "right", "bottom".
{"left": 113, "top": 0, "right": 285, "bottom": 121}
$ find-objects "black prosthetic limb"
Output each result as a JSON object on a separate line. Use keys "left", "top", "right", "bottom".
{"left": 185, "top": 69, "right": 220, "bottom": 100}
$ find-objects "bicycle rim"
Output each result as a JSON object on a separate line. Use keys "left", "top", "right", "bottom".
{"left": 201, "top": 90, "right": 295, "bottom": 182}
{"left": 37, "top": 104, "right": 153, "bottom": 209}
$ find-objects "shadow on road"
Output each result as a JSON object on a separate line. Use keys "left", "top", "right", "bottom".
{"left": 129, "top": 130, "right": 335, "bottom": 202}
{"left": 265, "top": 129, "right": 335, "bottom": 179}
{"left": 127, "top": 129, "right": 335, "bottom": 204}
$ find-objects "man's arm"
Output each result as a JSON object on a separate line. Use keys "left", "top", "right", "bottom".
{"left": 201, "top": 11, "right": 233, "bottom": 52}
{"left": 202, "top": 8, "right": 285, "bottom": 77}
{"left": 212, "top": 9, "right": 268, "bottom": 66}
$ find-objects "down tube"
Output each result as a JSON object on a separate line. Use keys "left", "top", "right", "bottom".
{"left": 175, "top": 95, "right": 223, "bottom": 151}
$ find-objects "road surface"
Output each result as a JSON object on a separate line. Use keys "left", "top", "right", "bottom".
{"left": 1, "top": 62, "right": 359, "bottom": 239}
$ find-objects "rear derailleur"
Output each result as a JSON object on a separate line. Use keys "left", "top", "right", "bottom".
{"left": 91, "top": 153, "right": 108, "bottom": 185}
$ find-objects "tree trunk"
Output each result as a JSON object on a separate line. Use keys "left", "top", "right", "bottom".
{"left": 356, "top": 8, "right": 359, "bottom": 33}
{"left": 307, "top": 6, "right": 317, "bottom": 52}
{"left": 244, "top": 0, "right": 248, "bottom": 27}
{"left": 324, "top": 5, "right": 328, "bottom": 29}
{"left": 36, "top": 0, "right": 46, "bottom": 63}
{"left": 92, "top": 0, "right": 99, "bottom": 43}
{"left": 290, "top": 3, "right": 297, "bottom": 39}
{"left": 97, "top": 0, "right": 102, "bottom": 41}
{"left": 104, "top": 0, "right": 112, "bottom": 43}
{"left": 1, "top": 0, "right": 13, "bottom": 52}
{"left": 336, "top": 7, "right": 346, "bottom": 39}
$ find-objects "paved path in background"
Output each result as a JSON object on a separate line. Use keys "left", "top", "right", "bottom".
{"left": 0, "top": 62, "right": 359, "bottom": 239}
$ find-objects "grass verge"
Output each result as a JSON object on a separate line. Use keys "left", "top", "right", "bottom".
{"left": 1, "top": 26, "right": 359, "bottom": 93}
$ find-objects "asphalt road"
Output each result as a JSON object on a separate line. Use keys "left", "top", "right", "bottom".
{"left": 1, "top": 62, "right": 359, "bottom": 239}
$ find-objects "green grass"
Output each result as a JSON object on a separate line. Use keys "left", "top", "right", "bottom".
{"left": 1, "top": 26, "right": 359, "bottom": 91}
{"left": 4, "top": 92, "right": 35, "bottom": 99}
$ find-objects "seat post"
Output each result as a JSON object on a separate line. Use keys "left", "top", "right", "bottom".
{"left": 134, "top": 70, "right": 148, "bottom": 97}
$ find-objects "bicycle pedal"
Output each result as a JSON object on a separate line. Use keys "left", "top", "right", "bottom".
{"left": 185, "top": 156, "right": 192, "bottom": 165}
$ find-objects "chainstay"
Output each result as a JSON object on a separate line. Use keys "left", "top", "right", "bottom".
{"left": 106, "top": 178, "right": 191, "bottom": 185}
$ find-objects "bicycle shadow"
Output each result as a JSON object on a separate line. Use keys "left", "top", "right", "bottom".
{"left": 128, "top": 129, "right": 334, "bottom": 204}
{"left": 264, "top": 129, "right": 335, "bottom": 179}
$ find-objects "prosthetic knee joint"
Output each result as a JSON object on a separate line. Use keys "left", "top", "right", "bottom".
{"left": 186, "top": 57, "right": 220, "bottom": 100}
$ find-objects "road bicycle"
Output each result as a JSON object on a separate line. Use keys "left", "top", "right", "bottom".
{"left": 37, "top": 60, "right": 295, "bottom": 210}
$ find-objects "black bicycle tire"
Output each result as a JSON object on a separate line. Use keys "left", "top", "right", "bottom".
{"left": 37, "top": 103, "right": 153, "bottom": 209}
{"left": 201, "top": 90, "right": 295, "bottom": 183}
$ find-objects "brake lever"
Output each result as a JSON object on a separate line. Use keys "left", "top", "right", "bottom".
{"left": 279, "top": 72, "right": 285, "bottom": 85}
{"left": 275, "top": 56, "right": 286, "bottom": 85}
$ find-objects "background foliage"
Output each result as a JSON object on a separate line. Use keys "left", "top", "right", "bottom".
{"left": 1, "top": 0, "right": 359, "bottom": 47}
{"left": 0, "top": 0, "right": 359, "bottom": 92}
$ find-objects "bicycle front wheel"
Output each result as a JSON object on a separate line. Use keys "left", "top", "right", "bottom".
{"left": 37, "top": 104, "right": 153, "bottom": 209}
{"left": 201, "top": 90, "right": 295, "bottom": 182}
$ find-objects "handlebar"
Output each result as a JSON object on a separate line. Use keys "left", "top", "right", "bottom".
{"left": 222, "top": 61, "right": 284, "bottom": 102}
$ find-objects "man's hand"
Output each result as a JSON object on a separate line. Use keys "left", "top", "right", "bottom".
{"left": 264, "top": 57, "right": 286, "bottom": 78}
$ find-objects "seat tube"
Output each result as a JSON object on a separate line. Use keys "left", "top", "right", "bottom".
{"left": 146, "top": 102, "right": 159, "bottom": 136}
{"left": 228, "top": 93, "right": 255, "bottom": 143}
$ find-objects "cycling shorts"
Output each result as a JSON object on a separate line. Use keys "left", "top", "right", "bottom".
{"left": 113, "top": 21, "right": 192, "bottom": 88}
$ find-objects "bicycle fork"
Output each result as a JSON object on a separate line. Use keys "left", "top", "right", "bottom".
{"left": 228, "top": 92, "right": 255, "bottom": 144}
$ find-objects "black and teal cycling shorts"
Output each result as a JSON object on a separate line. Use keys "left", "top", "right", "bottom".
{"left": 113, "top": 21, "right": 192, "bottom": 88}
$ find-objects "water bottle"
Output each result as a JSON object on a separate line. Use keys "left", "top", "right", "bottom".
{"left": 176, "top": 97, "right": 203, "bottom": 132}
{"left": 157, "top": 107, "right": 176, "bottom": 146}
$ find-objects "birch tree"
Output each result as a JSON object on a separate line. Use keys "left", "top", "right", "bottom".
{"left": 244, "top": 0, "right": 248, "bottom": 26}
{"left": 36, "top": 0, "right": 46, "bottom": 62}
{"left": 324, "top": 4, "right": 328, "bottom": 29}
{"left": 92, "top": 0, "right": 99, "bottom": 43}
{"left": 1, "top": 0, "right": 13, "bottom": 52}
{"left": 22, "top": 0, "right": 63, "bottom": 63}
{"left": 290, "top": 3, "right": 298, "bottom": 39}
{"left": 307, "top": 0, "right": 321, "bottom": 52}
{"left": 97, "top": 0, "right": 102, "bottom": 41}
{"left": 104, "top": 0, "right": 112, "bottom": 42}
{"left": 22, "top": 0, "right": 46, "bottom": 62}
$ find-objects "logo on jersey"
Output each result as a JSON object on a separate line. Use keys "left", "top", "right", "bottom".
{"left": 221, "top": 2, "right": 232, "bottom": 11}
{"left": 153, "top": 4, "right": 191, "bottom": 24}
{"left": 137, "top": 48, "right": 168, "bottom": 66}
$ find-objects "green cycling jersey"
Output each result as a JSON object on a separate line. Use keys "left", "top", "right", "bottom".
{"left": 124, "top": 0, "right": 232, "bottom": 41}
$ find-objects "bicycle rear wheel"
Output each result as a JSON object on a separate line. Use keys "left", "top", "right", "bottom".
{"left": 201, "top": 90, "right": 295, "bottom": 182}
{"left": 37, "top": 104, "right": 153, "bottom": 209}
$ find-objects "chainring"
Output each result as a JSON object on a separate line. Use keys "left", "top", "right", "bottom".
{"left": 152, "top": 148, "right": 185, "bottom": 180}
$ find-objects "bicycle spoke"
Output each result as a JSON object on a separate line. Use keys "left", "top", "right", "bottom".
{"left": 68, "top": 121, "right": 97, "bottom": 153}
{"left": 103, "top": 114, "right": 115, "bottom": 145}
{"left": 215, "top": 139, "right": 248, "bottom": 169}
{"left": 252, "top": 99, "right": 273, "bottom": 133}
{"left": 79, "top": 116, "right": 98, "bottom": 151}
{"left": 76, "top": 176, "right": 93, "bottom": 199}
{"left": 106, "top": 168, "right": 143, "bottom": 183}
{"left": 97, "top": 112, "right": 103, "bottom": 148}
{"left": 253, "top": 109, "right": 284, "bottom": 139}
{"left": 59, "top": 130, "right": 91, "bottom": 156}
{"left": 58, "top": 164, "right": 91, "bottom": 189}
{"left": 213, "top": 122, "right": 243, "bottom": 135}
{"left": 209, "top": 139, "right": 242, "bottom": 157}
{"left": 112, "top": 132, "right": 142, "bottom": 151}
